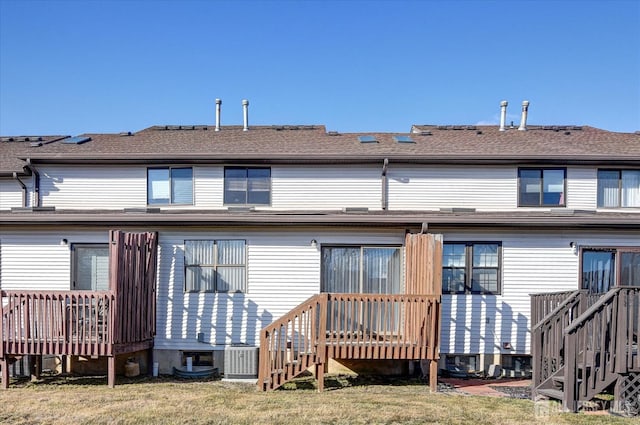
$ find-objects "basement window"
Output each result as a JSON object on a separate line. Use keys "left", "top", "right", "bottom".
{"left": 182, "top": 351, "right": 214, "bottom": 367}
{"left": 445, "top": 355, "right": 479, "bottom": 373}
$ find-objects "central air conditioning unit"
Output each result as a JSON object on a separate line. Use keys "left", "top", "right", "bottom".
{"left": 224, "top": 345, "right": 259, "bottom": 379}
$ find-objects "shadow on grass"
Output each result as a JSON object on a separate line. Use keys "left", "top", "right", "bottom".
{"left": 8, "top": 372, "right": 224, "bottom": 388}
{"left": 279, "top": 372, "right": 428, "bottom": 391}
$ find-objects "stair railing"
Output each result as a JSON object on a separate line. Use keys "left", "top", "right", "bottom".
{"left": 563, "top": 287, "right": 640, "bottom": 412}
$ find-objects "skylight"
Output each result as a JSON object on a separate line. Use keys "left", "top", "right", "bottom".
{"left": 358, "top": 135, "right": 377, "bottom": 143}
{"left": 393, "top": 135, "right": 414, "bottom": 143}
{"left": 62, "top": 136, "right": 91, "bottom": 145}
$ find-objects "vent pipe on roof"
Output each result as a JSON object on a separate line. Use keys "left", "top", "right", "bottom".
{"left": 215, "top": 99, "right": 222, "bottom": 131}
{"left": 499, "top": 100, "right": 508, "bottom": 131}
{"left": 518, "top": 100, "right": 529, "bottom": 131}
{"left": 242, "top": 99, "right": 249, "bottom": 131}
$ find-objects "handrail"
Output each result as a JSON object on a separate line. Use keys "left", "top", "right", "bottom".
{"left": 564, "top": 287, "right": 623, "bottom": 334}
{"left": 532, "top": 290, "right": 583, "bottom": 332}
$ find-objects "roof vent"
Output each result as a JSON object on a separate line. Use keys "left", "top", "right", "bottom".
{"left": 119, "top": 131, "right": 132, "bottom": 137}
{"left": 30, "top": 142, "right": 43, "bottom": 147}
{"left": 242, "top": 99, "right": 249, "bottom": 131}
{"left": 358, "top": 135, "right": 377, "bottom": 143}
{"left": 62, "top": 136, "right": 91, "bottom": 145}
{"left": 342, "top": 207, "right": 369, "bottom": 214}
{"left": 327, "top": 131, "right": 340, "bottom": 136}
{"left": 393, "top": 135, "right": 414, "bottom": 143}
{"left": 417, "top": 130, "right": 432, "bottom": 136}
{"left": 499, "top": 100, "right": 508, "bottom": 131}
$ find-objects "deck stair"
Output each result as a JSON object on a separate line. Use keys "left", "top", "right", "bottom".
{"left": 258, "top": 233, "right": 443, "bottom": 392}
{"left": 532, "top": 287, "right": 640, "bottom": 414}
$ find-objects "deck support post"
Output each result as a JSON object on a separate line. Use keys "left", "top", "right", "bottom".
{"left": 1, "top": 357, "right": 8, "bottom": 389}
{"left": 315, "top": 361, "right": 324, "bottom": 392}
{"left": 60, "top": 355, "right": 67, "bottom": 374}
{"left": 107, "top": 356, "right": 116, "bottom": 388}
{"left": 29, "top": 355, "right": 41, "bottom": 382}
{"left": 429, "top": 359, "right": 438, "bottom": 392}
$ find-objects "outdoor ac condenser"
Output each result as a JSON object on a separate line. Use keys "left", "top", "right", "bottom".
{"left": 224, "top": 346, "right": 259, "bottom": 379}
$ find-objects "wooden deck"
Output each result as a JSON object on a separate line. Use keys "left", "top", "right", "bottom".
{"left": 1, "top": 230, "right": 158, "bottom": 388}
{"left": 531, "top": 287, "right": 640, "bottom": 413}
{"left": 258, "top": 233, "right": 443, "bottom": 392}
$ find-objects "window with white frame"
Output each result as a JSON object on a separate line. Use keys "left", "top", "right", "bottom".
{"left": 224, "top": 167, "right": 271, "bottom": 205}
{"left": 597, "top": 169, "right": 640, "bottom": 208}
{"left": 442, "top": 242, "right": 501, "bottom": 294}
{"left": 184, "top": 240, "right": 246, "bottom": 292}
{"left": 518, "top": 168, "right": 566, "bottom": 207}
{"left": 147, "top": 167, "right": 193, "bottom": 205}
{"left": 321, "top": 246, "right": 403, "bottom": 294}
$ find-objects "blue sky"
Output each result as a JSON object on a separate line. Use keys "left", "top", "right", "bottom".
{"left": 1, "top": 0, "right": 638, "bottom": 136}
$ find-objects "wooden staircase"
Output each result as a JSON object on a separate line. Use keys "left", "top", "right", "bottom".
{"left": 258, "top": 232, "right": 443, "bottom": 392}
{"left": 532, "top": 287, "right": 640, "bottom": 413}
{"left": 257, "top": 292, "right": 441, "bottom": 392}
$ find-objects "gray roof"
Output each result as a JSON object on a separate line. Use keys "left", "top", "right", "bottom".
{"left": 1, "top": 124, "right": 639, "bottom": 175}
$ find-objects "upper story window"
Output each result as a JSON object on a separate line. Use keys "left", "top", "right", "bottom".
{"left": 518, "top": 168, "right": 566, "bottom": 207}
{"left": 442, "top": 242, "right": 501, "bottom": 294}
{"left": 224, "top": 167, "right": 271, "bottom": 205}
{"left": 597, "top": 169, "right": 640, "bottom": 208}
{"left": 147, "top": 167, "right": 193, "bottom": 205}
{"left": 184, "top": 240, "right": 246, "bottom": 293}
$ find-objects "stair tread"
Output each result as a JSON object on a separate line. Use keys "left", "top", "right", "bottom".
{"left": 537, "top": 388, "right": 564, "bottom": 400}
{"left": 552, "top": 376, "right": 582, "bottom": 384}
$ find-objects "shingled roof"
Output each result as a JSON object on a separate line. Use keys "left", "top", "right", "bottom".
{"left": 1, "top": 124, "right": 639, "bottom": 176}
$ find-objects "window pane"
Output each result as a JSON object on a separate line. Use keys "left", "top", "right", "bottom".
{"left": 621, "top": 170, "right": 640, "bottom": 207}
{"left": 171, "top": 168, "right": 193, "bottom": 204}
{"left": 472, "top": 269, "right": 498, "bottom": 293}
{"left": 362, "top": 247, "right": 402, "bottom": 294}
{"left": 443, "top": 244, "right": 466, "bottom": 267}
{"left": 543, "top": 169, "right": 565, "bottom": 205}
{"left": 582, "top": 250, "right": 615, "bottom": 293}
{"left": 247, "top": 168, "right": 271, "bottom": 204}
{"left": 224, "top": 168, "right": 248, "bottom": 204}
{"left": 148, "top": 168, "right": 170, "bottom": 204}
{"left": 442, "top": 268, "right": 465, "bottom": 293}
{"left": 217, "top": 267, "right": 245, "bottom": 292}
{"left": 621, "top": 252, "right": 640, "bottom": 286}
{"left": 186, "top": 266, "right": 215, "bottom": 292}
{"left": 185, "top": 240, "right": 214, "bottom": 265}
{"left": 519, "top": 169, "right": 541, "bottom": 206}
{"left": 321, "top": 247, "right": 361, "bottom": 293}
{"left": 598, "top": 170, "right": 620, "bottom": 208}
{"left": 217, "top": 240, "right": 245, "bottom": 265}
{"left": 75, "top": 246, "right": 109, "bottom": 291}
{"left": 473, "top": 244, "right": 498, "bottom": 267}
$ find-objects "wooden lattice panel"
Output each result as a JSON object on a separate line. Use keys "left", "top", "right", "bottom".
{"left": 614, "top": 373, "right": 640, "bottom": 417}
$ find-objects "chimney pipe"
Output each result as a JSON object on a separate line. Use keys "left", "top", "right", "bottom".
{"left": 242, "top": 99, "right": 249, "bottom": 131}
{"left": 499, "top": 100, "right": 508, "bottom": 131}
{"left": 215, "top": 99, "right": 222, "bottom": 131}
{"left": 518, "top": 100, "right": 529, "bottom": 131}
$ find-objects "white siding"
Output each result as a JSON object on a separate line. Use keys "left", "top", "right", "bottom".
{"left": 567, "top": 167, "right": 597, "bottom": 210}
{"left": 40, "top": 166, "right": 146, "bottom": 209}
{"left": 154, "top": 229, "right": 404, "bottom": 350}
{"left": 0, "top": 179, "right": 29, "bottom": 210}
{"left": 0, "top": 230, "right": 108, "bottom": 291}
{"left": 388, "top": 166, "right": 517, "bottom": 211}
{"left": 193, "top": 166, "right": 223, "bottom": 208}
{"left": 271, "top": 166, "right": 381, "bottom": 210}
{"left": 440, "top": 230, "right": 640, "bottom": 356}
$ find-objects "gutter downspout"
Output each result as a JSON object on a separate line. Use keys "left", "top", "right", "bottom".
{"left": 25, "top": 158, "right": 40, "bottom": 207}
{"left": 12, "top": 172, "right": 27, "bottom": 207}
{"left": 382, "top": 158, "right": 389, "bottom": 210}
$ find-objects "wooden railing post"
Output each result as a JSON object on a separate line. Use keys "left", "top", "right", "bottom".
{"left": 563, "top": 331, "right": 578, "bottom": 412}
{"left": 315, "top": 294, "right": 328, "bottom": 392}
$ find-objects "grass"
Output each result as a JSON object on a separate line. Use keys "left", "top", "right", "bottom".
{"left": 0, "top": 374, "right": 636, "bottom": 425}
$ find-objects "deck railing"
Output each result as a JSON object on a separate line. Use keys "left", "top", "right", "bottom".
{"left": 563, "top": 287, "right": 640, "bottom": 412}
{"left": 258, "top": 293, "right": 440, "bottom": 391}
{"left": 1, "top": 291, "right": 115, "bottom": 358}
